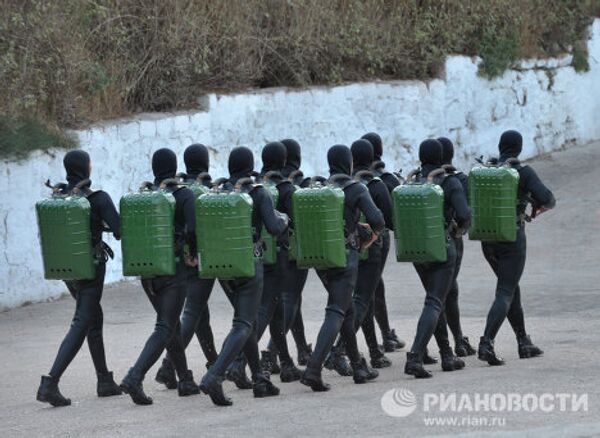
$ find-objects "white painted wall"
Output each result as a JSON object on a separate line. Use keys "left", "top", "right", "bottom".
{"left": 1, "top": 20, "right": 599, "bottom": 309}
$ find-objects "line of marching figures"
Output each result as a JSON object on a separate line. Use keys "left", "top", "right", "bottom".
{"left": 35, "top": 130, "right": 555, "bottom": 407}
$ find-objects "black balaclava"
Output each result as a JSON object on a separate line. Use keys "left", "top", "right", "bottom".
{"left": 281, "top": 138, "right": 301, "bottom": 176}
{"left": 419, "top": 139, "right": 443, "bottom": 167}
{"left": 438, "top": 137, "right": 454, "bottom": 165}
{"left": 228, "top": 146, "right": 254, "bottom": 183}
{"left": 152, "top": 148, "right": 177, "bottom": 185}
{"left": 261, "top": 142, "right": 287, "bottom": 174}
{"left": 184, "top": 143, "right": 209, "bottom": 177}
{"left": 327, "top": 144, "right": 353, "bottom": 176}
{"left": 351, "top": 139, "right": 374, "bottom": 172}
{"left": 361, "top": 132, "right": 383, "bottom": 161}
{"left": 64, "top": 150, "right": 91, "bottom": 188}
{"left": 498, "top": 130, "right": 523, "bottom": 161}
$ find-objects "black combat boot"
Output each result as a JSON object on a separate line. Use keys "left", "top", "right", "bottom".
{"left": 455, "top": 336, "right": 477, "bottom": 357}
{"left": 260, "top": 350, "right": 280, "bottom": 375}
{"left": 478, "top": 337, "right": 505, "bottom": 366}
{"left": 404, "top": 352, "right": 433, "bottom": 379}
{"left": 253, "top": 373, "right": 280, "bottom": 398}
{"left": 300, "top": 367, "right": 330, "bottom": 392}
{"left": 155, "top": 358, "right": 177, "bottom": 390}
{"left": 439, "top": 342, "right": 466, "bottom": 372}
{"left": 225, "top": 357, "right": 253, "bottom": 390}
{"left": 97, "top": 371, "right": 122, "bottom": 397}
{"left": 178, "top": 370, "right": 200, "bottom": 397}
{"left": 200, "top": 373, "right": 232, "bottom": 406}
{"left": 324, "top": 346, "right": 353, "bottom": 376}
{"left": 279, "top": 359, "right": 303, "bottom": 383}
{"left": 297, "top": 343, "right": 313, "bottom": 366}
{"left": 351, "top": 356, "right": 379, "bottom": 384}
{"left": 36, "top": 375, "right": 71, "bottom": 407}
{"left": 382, "top": 329, "right": 406, "bottom": 352}
{"left": 370, "top": 345, "right": 392, "bottom": 368}
{"left": 423, "top": 348, "right": 438, "bottom": 364}
{"left": 518, "top": 335, "right": 543, "bottom": 359}
{"left": 120, "top": 369, "right": 153, "bottom": 405}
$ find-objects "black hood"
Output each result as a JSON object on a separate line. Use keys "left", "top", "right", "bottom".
{"left": 64, "top": 149, "right": 91, "bottom": 188}
{"left": 361, "top": 132, "right": 382, "bottom": 161}
{"left": 327, "top": 144, "right": 353, "bottom": 176}
{"left": 498, "top": 130, "right": 523, "bottom": 161}
{"left": 261, "top": 141, "right": 287, "bottom": 174}
{"left": 351, "top": 139, "right": 374, "bottom": 172}
{"left": 152, "top": 148, "right": 177, "bottom": 185}
{"left": 281, "top": 138, "right": 301, "bottom": 177}
{"left": 228, "top": 146, "right": 254, "bottom": 183}
{"left": 419, "top": 139, "right": 443, "bottom": 166}
{"left": 437, "top": 137, "right": 454, "bottom": 165}
{"left": 184, "top": 143, "right": 209, "bottom": 177}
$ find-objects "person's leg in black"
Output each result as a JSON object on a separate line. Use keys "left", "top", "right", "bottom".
{"left": 201, "top": 261, "right": 278, "bottom": 405}
{"left": 330, "top": 243, "right": 389, "bottom": 371}
{"left": 338, "top": 292, "right": 380, "bottom": 384}
{"left": 444, "top": 236, "right": 476, "bottom": 357}
{"left": 195, "top": 304, "right": 218, "bottom": 366}
{"left": 289, "top": 268, "right": 312, "bottom": 364}
{"left": 225, "top": 252, "right": 282, "bottom": 388}
{"left": 121, "top": 266, "right": 194, "bottom": 405}
{"left": 506, "top": 284, "right": 542, "bottom": 358}
{"left": 374, "top": 231, "right": 405, "bottom": 351}
{"left": 85, "top": 290, "right": 123, "bottom": 397}
{"left": 479, "top": 227, "right": 528, "bottom": 365}
{"left": 405, "top": 240, "right": 457, "bottom": 378}
{"left": 301, "top": 251, "right": 359, "bottom": 391}
{"left": 156, "top": 273, "right": 216, "bottom": 389}
{"left": 266, "top": 263, "right": 310, "bottom": 364}
{"left": 256, "top": 252, "right": 286, "bottom": 375}
{"left": 358, "top": 244, "right": 391, "bottom": 368}
{"left": 38, "top": 264, "right": 120, "bottom": 406}
{"left": 267, "top": 253, "right": 304, "bottom": 382}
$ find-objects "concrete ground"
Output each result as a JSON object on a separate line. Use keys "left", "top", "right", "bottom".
{"left": 1, "top": 141, "right": 599, "bottom": 437}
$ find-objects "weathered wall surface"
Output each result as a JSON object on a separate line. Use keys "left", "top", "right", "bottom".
{"left": 1, "top": 20, "right": 599, "bottom": 309}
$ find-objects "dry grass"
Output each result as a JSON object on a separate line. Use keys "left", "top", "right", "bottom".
{"left": 0, "top": 0, "right": 598, "bottom": 132}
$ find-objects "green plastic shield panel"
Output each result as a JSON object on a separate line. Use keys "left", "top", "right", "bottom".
{"left": 36, "top": 196, "right": 96, "bottom": 280}
{"left": 468, "top": 166, "right": 519, "bottom": 242}
{"left": 392, "top": 183, "right": 447, "bottom": 263}
{"left": 120, "top": 191, "right": 176, "bottom": 277}
{"left": 293, "top": 186, "right": 346, "bottom": 269}
{"left": 196, "top": 192, "right": 255, "bottom": 279}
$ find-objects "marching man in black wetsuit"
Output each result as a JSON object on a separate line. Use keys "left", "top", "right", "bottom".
{"left": 404, "top": 139, "right": 472, "bottom": 379}
{"left": 301, "top": 145, "right": 384, "bottom": 391}
{"left": 155, "top": 143, "right": 219, "bottom": 389}
{"left": 37, "top": 150, "right": 122, "bottom": 407}
{"left": 478, "top": 130, "right": 556, "bottom": 365}
{"left": 199, "top": 146, "right": 288, "bottom": 406}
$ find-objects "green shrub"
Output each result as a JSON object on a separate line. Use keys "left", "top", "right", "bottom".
{"left": 0, "top": 117, "right": 78, "bottom": 160}
{"left": 0, "top": 0, "right": 596, "bottom": 141}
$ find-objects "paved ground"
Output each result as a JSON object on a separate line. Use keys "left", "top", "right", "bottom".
{"left": 1, "top": 142, "right": 600, "bottom": 437}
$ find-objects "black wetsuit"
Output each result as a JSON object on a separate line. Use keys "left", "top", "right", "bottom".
{"left": 127, "top": 182, "right": 197, "bottom": 382}
{"left": 48, "top": 186, "right": 120, "bottom": 379}
{"left": 254, "top": 172, "right": 296, "bottom": 352}
{"left": 482, "top": 161, "right": 555, "bottom": 340}
{"left": 367, "top": 160, "right": 401, "bottom": 343}
{"left": 168, "top": 174, "right": 218, "bottom": 367}
{"left": 207, "top": 179, "right": 288, "bottom": 381}
{"left": 334, "top": 168, "right": 393, "bottom": 357}
{"left": 409, "top": 164, "right": 471, "bottom": 355}
{"left": 443, "top": 166, "right": 469, "bottom": 343}
{"left": 267, "top": 168, "right": 312, "bottom": 356}
{"left": 307, "top": 174, "right": 385, "bottom": 375}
